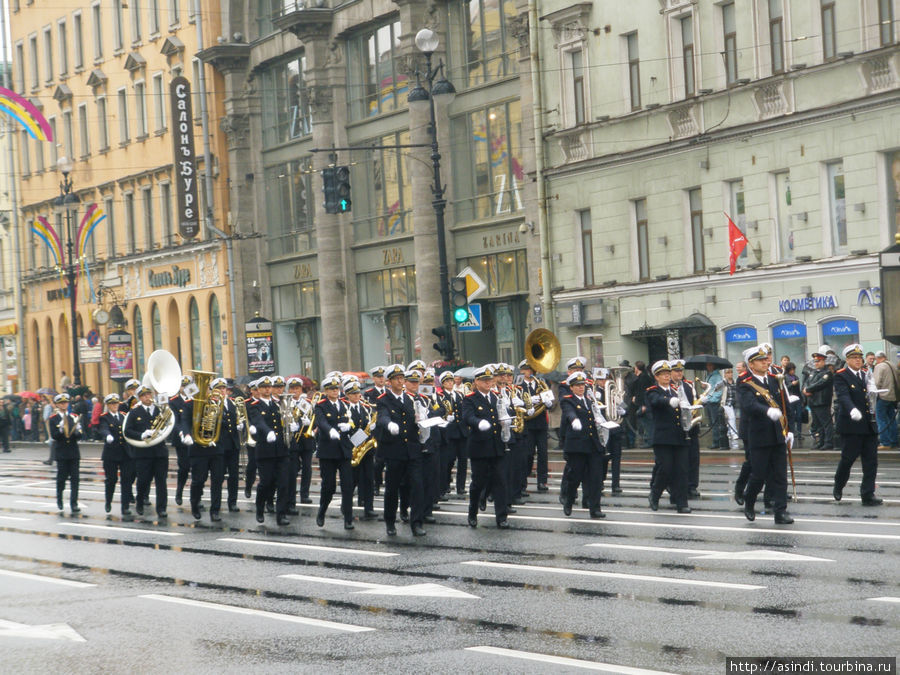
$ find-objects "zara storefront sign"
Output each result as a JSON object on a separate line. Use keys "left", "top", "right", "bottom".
{"left": 778, "top": 294, "right": 838, "bottom": 313}
{"left": 170, "top": 76, "right": 200, "bottom": 240}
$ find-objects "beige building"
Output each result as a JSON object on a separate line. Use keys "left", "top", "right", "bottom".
{"left": 0, "top": 60, "right": 17, "bottom": 394}
{"left": 9, "top": 1, "right": 262, "bottom": 393}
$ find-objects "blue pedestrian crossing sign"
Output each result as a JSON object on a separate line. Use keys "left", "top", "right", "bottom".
{"left": 456, "top": 303, "right": 482, "bottom": 332}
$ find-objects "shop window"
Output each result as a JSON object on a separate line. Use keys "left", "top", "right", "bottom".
{"left": 723, "top": 325, "right": 757, "bottom": 368}
{"left": 821, "top": 318, "right": 859, "bottom": 353}
{"left": 346, "top": 19, "right": 404, "bottom": 121}
{"left": 353, "top": 130, "right": 412, "bottom": 242}
{"left": 888, "top": 151, "right": 900, "bottom": 237}
{"left": 457, "top": 251, "right": 528, "bottom": 297}
{"left": 771, "top": 321, "right": 807, "bottom": 367}
{"left": 357, "top": 266, "right": 417, "bottom": 310}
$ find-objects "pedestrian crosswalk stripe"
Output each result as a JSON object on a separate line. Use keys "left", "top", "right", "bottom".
{"left": 218, "top": 537, "right": 397, "bottom": 557}
{"left": 465, "top": 646, "right": 680, "bottom": 673}
{"left": 0, "top": 569, "right": 95, "bottom": 587}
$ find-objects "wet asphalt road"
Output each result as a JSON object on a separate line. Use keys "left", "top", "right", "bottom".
{"left": 0, "top": 442, "right": 897, "bottom": 674}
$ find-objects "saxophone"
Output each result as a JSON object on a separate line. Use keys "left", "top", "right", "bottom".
{"left": 350, "top": 406, "right": 378, "bottom": 467}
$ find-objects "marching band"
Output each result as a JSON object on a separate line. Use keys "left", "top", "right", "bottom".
{"left": 49, "top": 334, "right": 885, "bottom": 530}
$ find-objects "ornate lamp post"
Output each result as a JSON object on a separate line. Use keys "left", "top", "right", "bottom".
{"left": 53, "top": 156, "right": 82, "bottom": 387}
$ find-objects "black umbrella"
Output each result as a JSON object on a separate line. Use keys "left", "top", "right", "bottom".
{"left": 234, "top": 375, "right": 256, "bottom": 385}
{"left": 2, "top": 394, "right": 22, "bottom": 403}
{"left": 683, "top": 354, "right": 732, "bottom": 370}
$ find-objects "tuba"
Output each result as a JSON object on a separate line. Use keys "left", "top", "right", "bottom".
{"left": 189, "top": 369, "right": 223, "bottom": 447}
{"left": 603, "top": 367, "right": 631, "bottom": 423}
{"left": 233, "top": 396, "right": 256, "bottom": 447}
{"left": 524, "top": 328, "right": 561, "bottom": 374}
{"left": 124, "top": 350, "right": 182, "bottom": 447}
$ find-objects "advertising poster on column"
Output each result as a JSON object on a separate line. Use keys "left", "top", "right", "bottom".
{"left": 246, "top": 317, "right": 275, "bottom": 375}
{"left": 109, "top": 331, "right": 134, "bottom": 381}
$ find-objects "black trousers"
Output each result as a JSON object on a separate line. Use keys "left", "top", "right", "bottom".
{"left": 103, "top": 458, "right": 134, "bottom": 512}
{"left": 468, "top": 455, "right": 508, "bottom": 523}
{"left": 687, "top": 432, "right": 700, "bottom": 490}
{"left": 319, "top": 457, "right": 354, "bottom": 522}
{"left": 601, "top": 432, "right": 622, "bottom": 489}
{"left": 563, "top": 452, "right": 603, "bottom": 511}
{"left": 374, "top": 455, "right": 385, "bottom": 491}
{"left": 383, "top": 456, "right": 424, "bottom": 527}
{"left": 440, "top": 437, "right": 462, "bottom": 494}
{"left": 650, "top": 444, "right": 688, "bottom": 508}
{"left": 744, "top": 442, "right": 788, "bottom": 514}
{"left": 521, "top": 427, "right": 549, "bottom": 486}
{"left": 810, "top": 405, "right": 834, "bottom": 447}
{"left": 56, "top": 458, "right": 79, "bottom": 507}
{"left": 298, "top": 442, "right": 314, "bottom": 500}
{"left": 834, "top": 433, "right": 878, "bottom": 498}
{"left": 191, "top": 454, "right": 224, "bottom": 513}
{"left": 506, "top": 437, "right": 527, "bottom": 497}
{"left": 135, "top": 456, "right": 168, "bottom": 514}
{"left": 422, "top": 450, "right": 441, "bottom": 516}
{"left": 223, "top": 450, "right": 240, "bottom": 507}
{"left": 256, "top": 455, "right": 290, "bottom": 516}
{"left": 352, "top": 450, "right": 375, "bottom": 511}
{"left": 173, "top": 441, "right": 190, "bottom": 496}
{"left": 0, "top": 425, "right": 9, "bottom": 452}
{"left": 245, "top": 445, "right": 257, "bottom": 491}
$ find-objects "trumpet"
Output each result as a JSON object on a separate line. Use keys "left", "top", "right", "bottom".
{"left": 302, "top": 392, "right": 324, "bottom": 438}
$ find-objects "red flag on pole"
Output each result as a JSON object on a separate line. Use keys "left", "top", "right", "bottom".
{"left": 726, "top": 213, "right": 748, "bottom": 275}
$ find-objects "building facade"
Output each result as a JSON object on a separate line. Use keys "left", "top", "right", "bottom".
{"left": 541, "top": 0, "right": 900, "bottom": 367}
{"left": 9, "top": 1, "right": 263, "bottom": 393}
{"left": 0, "top": 60, "right": 17, "bottom": 394}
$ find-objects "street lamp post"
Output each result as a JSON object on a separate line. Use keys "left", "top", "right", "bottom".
{"left": 54, "top": 156, "right": 82, "bottom": 387}
{"left": 408, "top": 28, "right": 457, "bottom": 361}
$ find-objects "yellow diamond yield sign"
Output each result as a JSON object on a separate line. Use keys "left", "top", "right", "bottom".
{"left": 458, "top": 266, "right": 487, "bottom": 302}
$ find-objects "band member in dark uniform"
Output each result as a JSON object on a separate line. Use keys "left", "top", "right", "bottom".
{"left": 247, "top": 376, "right": 291, "bottom": 526}
{"left": 560, "top": 372, "right": 605, "bottom": 518}
{"left": 179, "top": 378, "right": 230, "bottom": 522}
{"left": 123, "top": 385, "right": 170, "bottom": 518}
{"left": 519, "top": 359, "right": 554, "bottom": 493}
{"left": 50, "top": 393, "right": 82, "bottom": 513}
{"left": 410, "top": 369, "right": 443, "bottom": 524}
{"left": 99, "top": 393, "right": 133, "bottom": 518}
{"left": 222, "top": 380, "right": 244, "bottom": 512}
{"left": 461, "top": 365, "right": 510, "bottom": 529}
{"left": 737, "top": 345, "right": 794, "bottom": 524}
{"left": 168, "top": 375, "right": 194, "bottom": 506}
{"left": 439, "top": 370, "right": 467, "bottom": 497}
{"left": 557, "top": 357, "right": 587, "bottom": 502}
{"left": 347, "top": 381, "right": 378, "bottom": 520}
{"left": 119, "top": 378, "right": 141, "bottom": 501}
{"left": 314, "top": 376, "right": 356, "bottom": 530}
{"left": 832, "top": 343, "right": 883, "bottom": 506}
{"left": 244, "top": 379, "right": 261, "bottom": 498}
{"left": 671, "top": 360, "right": 702, "bottom": 498}
{"left": 646, "top": 361, "right": 691, "bottom": 514}
{"left": 593, "top": 369, "right": 623, "bottom": 496}
{"left": 365, "top": 366, "right": 388, "bottom": 494}
{"left": 284, "top": 377, "right": 310, "bottom": 513}
{"left": 375, "top": 364, "right": 427, "bottom": 536}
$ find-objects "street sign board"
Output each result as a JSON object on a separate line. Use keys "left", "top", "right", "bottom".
{"left": 457, "top": 266, "right": 487, "bottom": 302}
{"left": 79, "top": 337, "right": 102, "bottom": 363}
{"left": 456, "top": 303, "right": 482, "bottom": 332}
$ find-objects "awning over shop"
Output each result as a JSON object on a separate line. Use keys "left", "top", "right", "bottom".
{"left": 627, "top": 313, "right": 715, "bottom": 340}
{"left": 0, "top": 322, "right": 17, "bottom": 336}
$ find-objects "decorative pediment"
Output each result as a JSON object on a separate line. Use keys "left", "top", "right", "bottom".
{"left": 124, "top": 52, "right": 147, "bottom": 72}
{"left": 541, "top": 3, "right": 593, "bottom": 45}
{"left": 53, "top": 84, "right": 73, "bottom": 103}
{"left": 86, "top": 69, "right": 108, "bottom": 89}
{"left": 160, "top": 36, "right": 185, "bottom": 57}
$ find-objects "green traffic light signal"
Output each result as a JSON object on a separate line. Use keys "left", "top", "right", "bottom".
{"left": 335, "top": 165, "right": 352, "bottom": 213}
{"left": 453, "top": 306, "right": 469, "bottom": 323}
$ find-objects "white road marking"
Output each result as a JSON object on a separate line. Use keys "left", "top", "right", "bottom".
{"left": 139, "top": 594, "right": 374, "bottom": 632}
{"left": 460, "top": 561, "right": 765, "bottom": 590}
{"left": 0, "top": 569, "right": 96, "bottom": 587}
{"left": 465, "top": 646, "right": 679, "bottom": 674}
{"left": 585, "top": 543, "right": 832, "bottom": 561}
{"left": 0, "top": 516, "right": 31, "bottom": 522}
{"left": 59, "top": 523, "right": 183, "bottom": 537}
{"left": 0, "top": 619, "right": 86, "bottom": 642}
{"left": 280, "top": 573, "right": 480, "bottom": 598}
{"left": 218, "top": 537, "right": 397, "bottom": 558}
{"left": 868, "top": 597, "right": 900, "bottom": 603}
{"left": 586, "top": 543, "right": 719, "bottom": 555}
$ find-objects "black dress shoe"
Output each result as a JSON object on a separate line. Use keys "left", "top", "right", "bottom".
{"left": 363, "top": 510, "right": 378, "bottom": 520}
{"left": 774, "top": 511, "right": 794, "bottom": 524}
{"left": 400, "top": 510, "right": 409, "bottom": 523}
{"left": 861, "top": 496, "right": 884, "bottom": 506}
{"left": 833, "top": 486, "right": 842, "bottom": 501}
{"left": 143, "top": 498, "right": 151, "bottom": 507}
{"left": 43, "top": 459, "right": 52, "bottom": 465}
{"left": 344, "top": 520, "right": 355, "bottom": 530}
{"left": 688, "top": 488, "right": 701, "bottom": 499}
{"left": 286, "top": 507, "right": 300, "bottom": 516}
{"left": 744, "top": 504, "right": 756, "bottom": 521}
{"left": 135, "top": 504, "right": 144, "bottom": 516}
{"left": 590, "top": 510, "right": 606, "bottom": 519}
{"left": 256, "top": 508, "right": 264, "bottom": 523}
{"left": 386, "top": 523, "right": 397, "bottom": 536}
{"left": 300, "top": 497, "right": 312, "bottom": 504}
{"left": 411, "top": 523, "right": 426, "bottom": 536}
{"left": 497, "top": 519, "right": 510, "bottom": 529}
{"left": 244, "top": 486, "right": 252, "bottom": 498}
{"left": 122, "top": 508, "right": 133, "bottom": 516}
{"left": 57, "top": 497, "right": 64, "bottom": 511}
{"left": 210, "top": 512, "right": 221, "bottom": 522}
{"left": 157, "top": 511, "right": 167, "bottom": 519}
{"left": 191, "top": 506, "right": 201, "bottom": 520}
{"left": 175, "top": 493, "right": 183, "bottom": 506}
{"left": 277, "top": 515, "right": 290, "bottom": 526}
{"left": 70, "top": 506, "right": 81, "bottom": 513}
{"left": 104, "top": 502, "right": 111, "bottom": 513}
{"left": 734, "top": 487, "right": 745, "bottom": 506}
{"left": 228, "top": 504, "right": 239, "bottom": 513}
{"left": 648, "top": 495, "right": 659, "bottom": 511}
{"left": 536, "top": 484, "right": 549, "bottom": 493}
{"left": 511, "top": 498, "right": 525, "bottom": 506}
{"left": 479, "top": 496, "right": 487, "bottom": 511}
{"left": 677, "top": 506, "right": 692, "bottom": 514}
{"left": 374, "top": 487, "right": 381, "bottom": 496}
{"left": 506, "top": 506, "right": 517, "bottom": 514}
{"left": 316, "top": 511, "right": 325, "bottom": 527}
{"left": 563, "top": 502, "right": 572, "bottom": 516}
{"left": 611, "top": 488, "right": 623, "bottom": 496}
{"left": 266, "top": 502, "right": 275, "bottom": 514}
{"left": 467, "top": 515, "right": 478, "bottom": 528}
{"left": 122, "top": 513, "right": 134, "bottom": 522}
{"left": 423, "top": 515, "right": 437, "bottom": 524}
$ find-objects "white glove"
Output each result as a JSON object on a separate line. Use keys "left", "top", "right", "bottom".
{"left": 182, "top": 433, "right": 194, "bottom": 446}
{"left": 289, "top": 422, "right": 300, "bottom": 432}
{"left": 237, "top": 422, "right": 245, "bottom": 432}
{"left": 571, "top": 419, "right": 582, "bottom": 432}
{"left": 250, "top": 425, "right": 257, "bottom": 436}
{"left": 788, "top": 395, "right": 800, "bottom": 404}
{"left": 850, "top": 408, "right": 863, "bottom": 421}
{"left": 699, "top": 395, "right": 709, "bottom": 404}
{"left": 526, "top": 407, "right": 535, "bottom": 417}
{"left": 387, "top": 422, "right": 400, "bottom": 436}
{"left": 446, "top": 414, "right": 455, "bottom": 422}
{"left": 766, "top": 408, "right": 783, "bottom": 422}
{"left": 338, "top": 422, "right": 351, "bottom": 432}
{"left": 669, "top": 397, "right": 680, "bottom": 409}
{"left": 616, "top": 405, "right": 627, "bottom": 417}
{"left": 540, "top": 391, "right": 554, "bottom": 405}
{"left": 74, "top": 424, "right": 83, "bottom": 434}
{"left": 208, "top": 441, "right": 216, "bottom": 448}
{"left": 106, "top": 434, "right": 114, "bottom": 444}
{"left": 329, "top": 428, "right": 340, "bottom": 440}
{"left": 478, "top": 419, "right": 491, "bottom": 432}
{"left": 785, "top": 432, "right": 794, "bottom": 447}
{"left": 266, "top": 430, "right": 276, "bottom": 443}
{"left": 512, "top": 396, "right": 524, "bottom": 407}
{"left": 141, "top": 429, "right": 153, "bottom": 440}
{"left": 301, "top": 416, "right": 311, "bottom": 426}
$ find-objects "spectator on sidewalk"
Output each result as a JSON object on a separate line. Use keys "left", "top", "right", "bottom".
{"left": 0, "top": 400, "right": 11, "bottom": 452}
{"left": 784, "top": 362, "right": 804, "bottom": 447}
{"left": 59, "top": 371, "right": 71, "bottom": 391}
{"left": 42, "top": 396, "right": 55, "bottom": 464}
{"left": 704, "top": 363, "right": 726, "bottom": 449}
{"left": 721, "top": 368, "right": 740, "bottom": 450}
{"left": 90, "top": 396, "right": 103, "bottom": 440}
{"left": 873, "top": 350, "right": 899, "bottom": 450}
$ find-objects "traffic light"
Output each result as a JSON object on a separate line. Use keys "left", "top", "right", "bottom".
{"left": 432, "top": 326, "right": 452, "bottom": 360}
{"left": 322, "top": 167, "right": 337, "bottom": 214}
{"left": 335, "top": 165, "right": 352, "bottom": 213}
{"left": 450, "top": 276, "right": 469, "bottom": 324}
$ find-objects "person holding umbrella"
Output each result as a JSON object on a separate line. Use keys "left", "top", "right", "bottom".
{"left": 0, "top": 398, "right": 12, "bottom": 453}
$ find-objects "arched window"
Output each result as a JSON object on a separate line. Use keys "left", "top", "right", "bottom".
{"left": 189, "top": 297, "right": 201, "bottom": 369}
{"left": 133, "top": 306, "right": 145, "bottom": 371}
{"left": 151, "top": 303, "right": 162, "bottom": 351}
{"left": 209, "top": 295, "right": 222, "bottom": 374}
